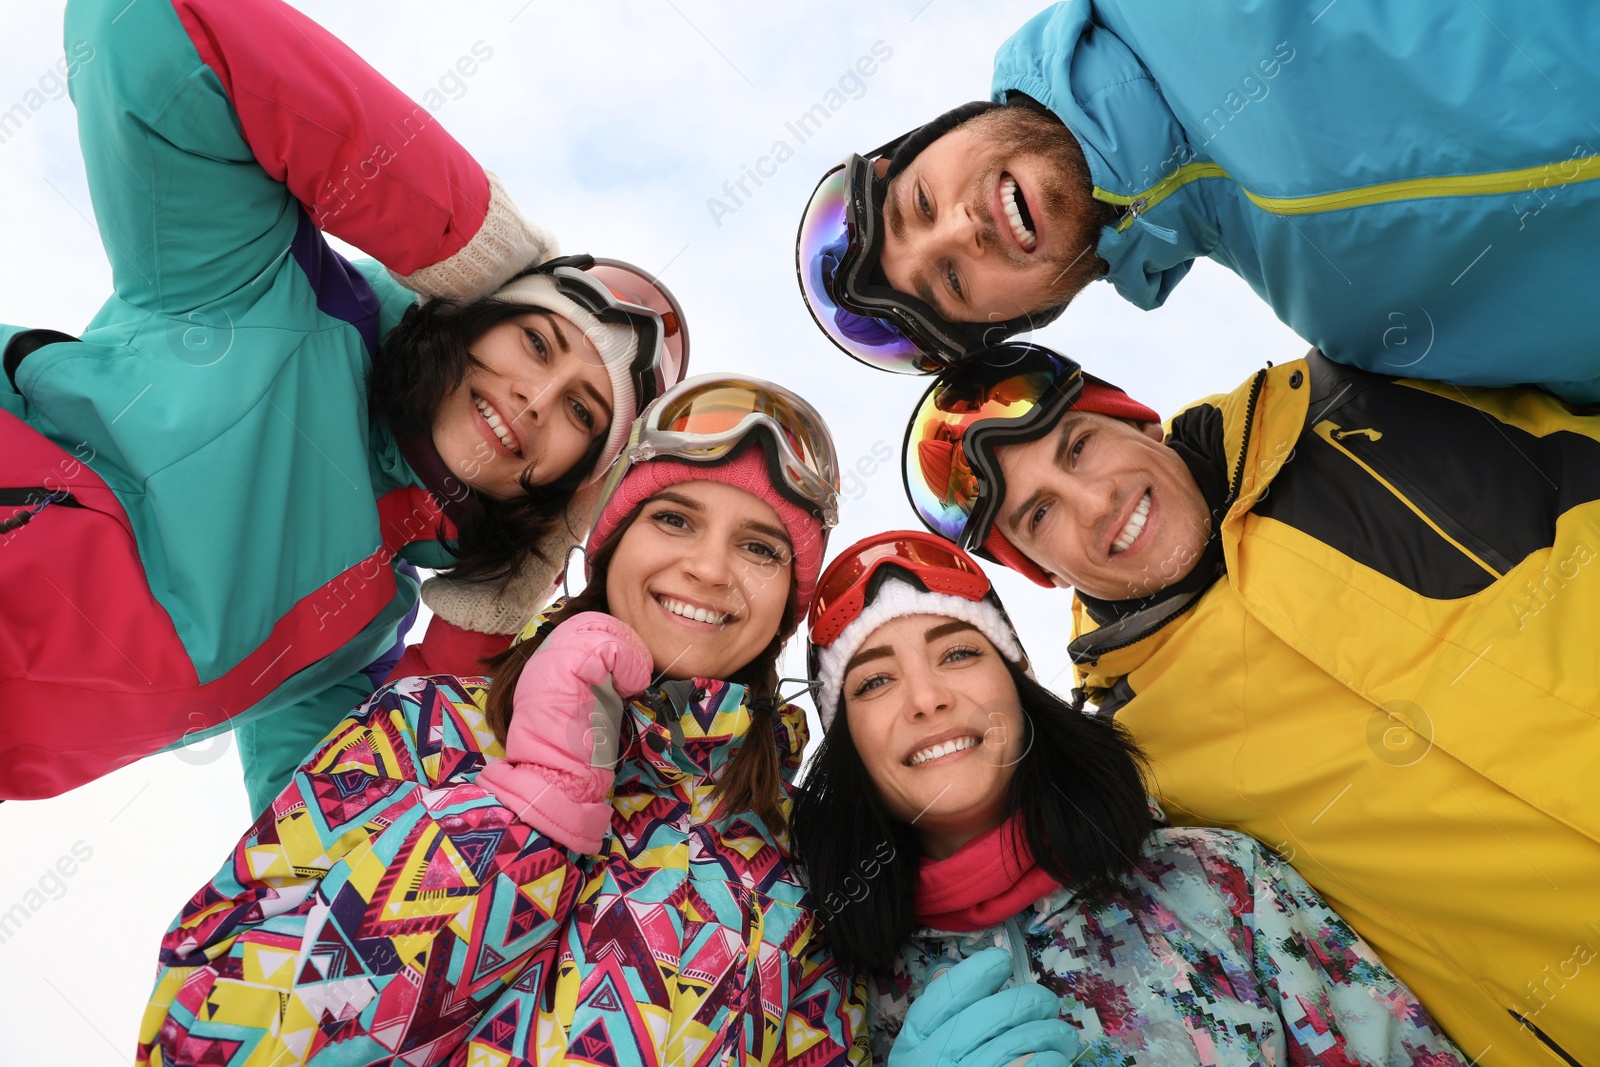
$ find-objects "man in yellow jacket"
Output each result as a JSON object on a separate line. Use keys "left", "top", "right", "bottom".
{"left": 901, "top": 342, "right": 1600, "bottom": 1065}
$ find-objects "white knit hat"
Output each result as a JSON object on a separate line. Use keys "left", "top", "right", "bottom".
{"left": 488, "top": 272, "right": 641, "bottom": 487}
{"left": 812, "top": 576, "right": 1027, "bottom": 729}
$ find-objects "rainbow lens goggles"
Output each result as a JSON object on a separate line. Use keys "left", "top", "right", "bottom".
{"left": 512, "top": 254, "right": 690, "bottom": 407}
{"left": 795, "top": 156, "right": 1062, "bottom": 375}
{"left": 597, "top": 375, "right": 842, "bottom": 528}
{"left": 901, "top": 343, "right": 1083, "bottom": 550}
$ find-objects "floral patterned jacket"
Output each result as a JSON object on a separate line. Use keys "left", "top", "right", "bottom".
{"left": 866, "top": 826, "right": 1468, "bottom": 1066}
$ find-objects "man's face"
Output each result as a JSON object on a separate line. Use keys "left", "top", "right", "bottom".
{"left": 876, "top": 107, "right": 1101, "bottom": 326}
{"left": 994, "top": 413, "right": 1212, "bottom": 601}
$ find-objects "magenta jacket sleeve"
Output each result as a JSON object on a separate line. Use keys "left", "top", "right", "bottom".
{"left": 170, "top": 0, "right": 555, "bottom": 296}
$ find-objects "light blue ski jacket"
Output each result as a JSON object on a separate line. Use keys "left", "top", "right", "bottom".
{"left": 994, "top": 1, "right": 1600, "bottom": 401}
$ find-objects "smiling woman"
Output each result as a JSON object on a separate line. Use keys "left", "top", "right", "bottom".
{"left": 136, "top": 375, "right": 870, "bottom": 1065}
{"left": 792, "top": 531, "right": 1473, "bottom": 1066}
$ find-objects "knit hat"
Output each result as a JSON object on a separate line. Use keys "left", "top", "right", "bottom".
{"left": 812, "top": 574, "right": 1026, "bottom": 729}
{"left": 587, "top": 448, "right": 827, "bottom": 623}
{"left": 489, "top": 272, "right": 641, "bottom": 487}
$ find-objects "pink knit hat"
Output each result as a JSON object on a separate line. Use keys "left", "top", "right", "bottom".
{"left": 587, "top": 448, "right": 827, "bottom": 621}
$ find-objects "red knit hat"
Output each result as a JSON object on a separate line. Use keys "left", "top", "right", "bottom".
{"left": 588, "top": 449, "right": 827, "bottom": 620}
{"left": 980, "top": 379, "right": 1161, "bottom": 587}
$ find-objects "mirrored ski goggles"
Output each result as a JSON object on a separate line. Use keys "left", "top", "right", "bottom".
{"left": 598, "top": 375, "right": 842, "bottom": 528}
{"left": 902, "top": 343, "right": 1083, "bottom": 549}
{"left": 514, "top": 254, "right": 690, "bottom": 404}
{"left": 808, "top": 530, "right": 993, "bottom": 648}
{"left": 796, "top": 160, "right": 972, "bottom": 375}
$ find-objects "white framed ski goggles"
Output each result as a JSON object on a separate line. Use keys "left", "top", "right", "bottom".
{"left": 596, "top": 375, "right": 842, "bottom": 528}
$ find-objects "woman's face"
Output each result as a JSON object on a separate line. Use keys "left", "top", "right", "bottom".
{"left": 605, "top": 480, "right": 793, "bottom": 681}
{"left": 431, "top": 311, "right": 615, "bottom": 500}
{"left": 842, "top": 614, "right": 1024, "bottom": 858}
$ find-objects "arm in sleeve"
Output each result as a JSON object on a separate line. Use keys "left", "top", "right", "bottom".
{"left": 1243, "top": 843, "right": 1472, "bottom": 1064}
{"left": 136, "top": 677, "right": 586, "bottom": 1067}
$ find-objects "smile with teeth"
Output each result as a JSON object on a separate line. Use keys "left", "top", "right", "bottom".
{"left": 907, "top": 735, "right": 979, "bottom": 766}
{"left": 1111, "top": 490, "right": 1151, "bottom": 554}
{"left": 473, "top": 393, "right": 522, "bottom": 457}
{"left": 657, "top": 595, "right": 732, "bottom": 626}
{"left": 1001, "top": 174, "right": 1037, "bottom": 251}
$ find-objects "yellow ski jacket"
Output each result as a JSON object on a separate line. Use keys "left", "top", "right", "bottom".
{"left": 1070, "top": 353, "right": 1600, "bottom": 1066}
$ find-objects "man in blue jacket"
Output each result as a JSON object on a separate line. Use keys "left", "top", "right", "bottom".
{"left": 795, "top": 1, "right": 1600, "bottom": 401}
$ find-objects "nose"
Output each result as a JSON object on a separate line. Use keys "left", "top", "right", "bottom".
{"left": 900, "top": 656, "right": 954, "bottom": 720}
{"left": 508, "top": 375, "right": 556, "bottom": 426}
{"left": 684, "top": 543, "right": 735, "bottom": 590}
{"left": 920, "top": 200, "right": 982, "bottom": 263}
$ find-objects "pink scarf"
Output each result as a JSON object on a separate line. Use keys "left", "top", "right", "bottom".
{"left": 915, "top": 816, "right": 1063, "bottom": 932}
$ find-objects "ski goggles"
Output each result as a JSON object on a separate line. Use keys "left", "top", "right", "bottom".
{"left": 513, "top": 254, "right": 689, "bottom": 406}
{"left": 902, "top": 343, "right": 1084, "bottom": 550}
{"left": 597, "top": 375, "right": 842, "bottom": 528}
{"left": 797, "top": 158, "right": 985, "bottom": 374}
{"left": 808, "top": 530, "right": 994, "bottom": 648}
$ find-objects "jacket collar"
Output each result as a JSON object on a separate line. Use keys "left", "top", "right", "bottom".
{"left": 631, "top": 678, "right": 808, "bottom": 783}
{"left": 991, "top": 6, "right": 1218, "bottom": 309}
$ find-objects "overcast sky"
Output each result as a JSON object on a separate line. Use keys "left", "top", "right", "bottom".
{"left": 0, "top": 2, "right": 1303, "bottom": 1060}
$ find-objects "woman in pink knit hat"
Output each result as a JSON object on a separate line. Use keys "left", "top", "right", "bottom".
{"left": 140, "top": 375, "right": 870, "bottom": 1066}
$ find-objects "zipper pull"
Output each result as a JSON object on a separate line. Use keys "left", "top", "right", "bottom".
{"left": 1127, "top": 197, "right": 1179, "bottom": 244}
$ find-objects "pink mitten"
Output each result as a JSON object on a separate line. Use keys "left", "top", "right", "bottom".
{"left": 478, "top": 612, "right": 654, "bottom": 852}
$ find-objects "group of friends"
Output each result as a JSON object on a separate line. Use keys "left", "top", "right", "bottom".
{"left": 2, "top": 0, "right": 1597, "bottom": 1064}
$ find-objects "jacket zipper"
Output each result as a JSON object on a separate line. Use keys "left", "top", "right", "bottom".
{"left": 1313, "top": 421, "right": 1509, "bottom": 578}
{"left": 1507, "top": 1011, "right": 1581, "bottom": 1067}
{"left": 1000, "top": 917, "right": 1033, "bottom": 988}
{"left": 0, "top": 488, "right": 81, "bottom": 534}
{"left": 1100, "top": 151, "right": 1600, "bottom": 231}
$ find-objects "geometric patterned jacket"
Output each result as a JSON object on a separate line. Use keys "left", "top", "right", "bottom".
{"left": 138, "top": 673, "right": 868, "bottom": 1066}
{"left": 865, "top": 826, "right": 1470, "bottom": 1067}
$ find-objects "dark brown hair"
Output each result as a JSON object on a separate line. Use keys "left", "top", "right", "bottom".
{"left": 483, "top": 497, "right": 801, "bottom": 834}
{"left": 792, "top": 661, "right": 1152, "bottom": 973}
{"left": 369, "top": 296, "right": 604, "bottom": 584}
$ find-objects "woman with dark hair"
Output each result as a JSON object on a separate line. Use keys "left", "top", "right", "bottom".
{"left": 0, "top": 0, "right": 686, "bottom": 813}
{"left": 139, "top": 377, "right": 867, "bottom": 1065}
{"left": 793, "top": 531, "right": 1472, "bottom": 1066}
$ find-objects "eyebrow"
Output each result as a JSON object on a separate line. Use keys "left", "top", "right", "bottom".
{"left": 842, "top": 619, "right": 981, "bottom": 677}
{"left": 582, "top": 380, "right": 613, "bottom": 428}
{"left": 647, "top": 492, "right": 794, "bottom": 549}
{"left": 742, "top": 518, "right": 794, "bottom": 548}
{"left": 886, "top": 176, "right": 907, "bottom": 241}
{"left": 1004, "top": 415, "right": 1088, "bottom": 536}
{"left": 539, "top": 313, "right": 573, "bottom": 354}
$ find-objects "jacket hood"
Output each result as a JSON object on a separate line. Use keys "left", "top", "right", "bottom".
{"left": 991, "top": 3, "right": 1215, "bottom": 309}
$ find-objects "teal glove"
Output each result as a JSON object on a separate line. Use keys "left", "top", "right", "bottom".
{"left": 888, "top": 947, "right": 1079, "bottom": 1067}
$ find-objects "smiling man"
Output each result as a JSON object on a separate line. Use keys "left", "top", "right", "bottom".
{"left": 797, "top": 1, "right": 1600, "bottom": 402}
{"left": 902, "top": 342, "right": 1600, "bottom": 1065}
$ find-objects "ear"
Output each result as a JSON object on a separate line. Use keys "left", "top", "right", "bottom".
{"left": 873, "top": 157, "right": 892, "bottom": 180}
{"left": 1134, "top": 420, "right": 1165, "bottom": 443}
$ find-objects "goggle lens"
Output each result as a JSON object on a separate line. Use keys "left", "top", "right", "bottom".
{"left": 796, "top": 166, "right": 936, "bottom": 374}
{"left": 903, "top": 347, "right": 1082, "bottom": 544}
{"left": 810, "top": 532, "right": 991, "bottom": 644}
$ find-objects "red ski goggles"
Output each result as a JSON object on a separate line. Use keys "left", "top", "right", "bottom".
{"left": 808, "top": 530, "right": 993, "bottom": 649}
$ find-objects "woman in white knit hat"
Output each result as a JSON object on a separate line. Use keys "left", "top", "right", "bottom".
{"left": 0, "top": 0, "right": 686, "bottom": 816}
{"left": 793, "top": 530, "right": 1472, "bottom": 1067}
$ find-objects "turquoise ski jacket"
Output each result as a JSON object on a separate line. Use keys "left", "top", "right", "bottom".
{"left": 0, "top": 0, "right": 546, "bottom": 805}
{"left": 993, "top": 1, "right": 1600, "bottom": 401}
